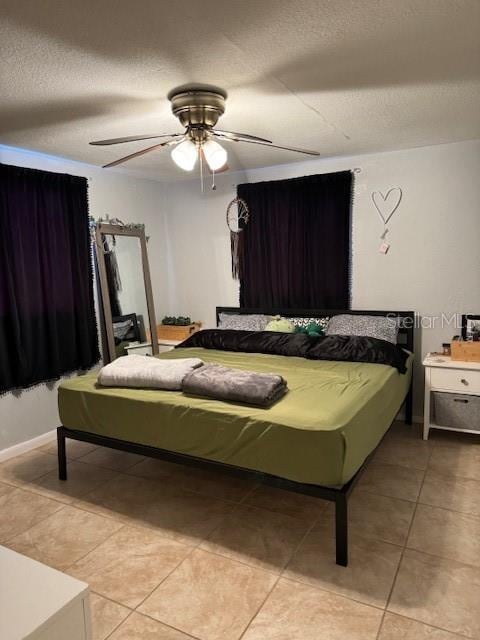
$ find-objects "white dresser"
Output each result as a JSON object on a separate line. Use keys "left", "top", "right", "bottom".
{"left": 0, "top": 546, "right": 92, "bottom": 640}
{"left": 125, "top": 339, "right": 180, "bottom": 355}
{"left": 423, "top": 354, "right": 480, "bottom": 440}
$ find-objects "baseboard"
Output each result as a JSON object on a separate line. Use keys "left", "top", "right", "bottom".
{"left": 0, "top": 429, "right": 57, "bottom": 463}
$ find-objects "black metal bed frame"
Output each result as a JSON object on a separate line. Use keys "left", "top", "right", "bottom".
{"left": 57, "top": 307, "right": 415, "bottom": 567}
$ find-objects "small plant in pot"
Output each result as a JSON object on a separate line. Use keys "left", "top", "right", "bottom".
{"left": 158, "top": 315, "right": 202, "bottom": 341}
{"left": 161, "top": 316, "right": 192, "bottom": 326}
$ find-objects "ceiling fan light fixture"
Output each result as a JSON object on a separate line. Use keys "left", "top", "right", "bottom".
{"left": 202, "top": 139, "right": 228, "bottom": 171}
{"left": 171, "top": 139, "right": 197, "bottom": 171}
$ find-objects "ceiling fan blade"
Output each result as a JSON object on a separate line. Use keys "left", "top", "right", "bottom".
{"left": 90, "top": 133, "right": 183, "bottom": 146}
{"left": 212, "top": 130, "right": 272, "bottom": 144}
{"left": 221, "top": 136, "right": 320, "bottom": 156}
{"left": 102, "top": 138, "right": 182, "bottom": 168}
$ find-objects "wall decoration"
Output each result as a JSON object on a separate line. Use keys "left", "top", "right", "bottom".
{"left": 462, "top": 315, "right": 480, "bottom": 341}
{"left": 371, "top": 187, "right": 402, "bottom": 254}
{"left": 226, "top": 197, "right": 250, "bottom": 279}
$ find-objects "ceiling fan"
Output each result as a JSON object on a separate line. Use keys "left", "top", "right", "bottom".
{"left": 89, "top": 85, "right": 320, "bottom": 174}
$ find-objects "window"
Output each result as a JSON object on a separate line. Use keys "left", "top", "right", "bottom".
{"left": 0, "top": 163, "right": 99, "bottom": 394}
{"left": 238, "top": 171, "right": 352, "bottom": 309}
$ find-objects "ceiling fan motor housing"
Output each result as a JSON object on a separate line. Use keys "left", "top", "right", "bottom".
{"left": 168, "top": 86, "right": 227, "bottom": 131}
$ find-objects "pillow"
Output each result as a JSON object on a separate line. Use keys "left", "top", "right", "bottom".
{"left": 307, "top": 334, "right": 408, "bottom": 373}
{"left": 290, "top": 316, "right": 330, "bottom": 332}
{"left": 325, "top": 314, "right": 398, "bottom": 344}
{"left": 113, "top": 319, "right": 133, "bottom": 340}
{"left": 178, "top": 328, "right": 313, "bottom": 357}
{"left": 218, "top": 313, "right": 270, "bottom": 332}
{"left": 265, "top": 317, "right": 295, "bottom": 333}
{"left": 294, "top": 321, "right": 325, "bottom": 337}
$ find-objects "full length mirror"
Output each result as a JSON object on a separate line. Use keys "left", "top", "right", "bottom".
{"left": 95, "top": 223, "right": 158, "bottom": 363}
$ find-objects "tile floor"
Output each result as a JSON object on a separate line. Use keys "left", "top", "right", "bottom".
{"left": 0, "top": 422, "right": 479, "bottom": 639}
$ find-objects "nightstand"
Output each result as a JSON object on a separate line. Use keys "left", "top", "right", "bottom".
{"left": 423, "top": 353, "right": 480, "bottom": 440}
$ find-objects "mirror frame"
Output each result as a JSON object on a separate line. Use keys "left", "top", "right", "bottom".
{"left": 95, "top": 222, "right": 158, "bottom": 363}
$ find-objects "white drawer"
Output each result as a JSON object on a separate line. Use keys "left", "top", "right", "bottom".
{"left": 430, "top": 367, "right": 480, "bottom": 394}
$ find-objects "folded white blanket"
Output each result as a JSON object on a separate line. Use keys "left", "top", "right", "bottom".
{"left": 98, "top": 354, "right": 204, "bottom": 390}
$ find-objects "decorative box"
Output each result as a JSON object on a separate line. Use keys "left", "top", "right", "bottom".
{"left": 451, "top": 340, "right": 480, "bottom": 362}
{"left": 157, "top": 322, "right": 202, "bottom": 341}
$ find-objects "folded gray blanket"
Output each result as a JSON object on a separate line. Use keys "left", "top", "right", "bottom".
{"left": 182, "top": 364, "right": 287, "bottom": 408}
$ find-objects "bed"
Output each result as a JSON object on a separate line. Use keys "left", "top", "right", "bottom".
{"left": 57, "top": 307, "right": 414, "bottom": 566}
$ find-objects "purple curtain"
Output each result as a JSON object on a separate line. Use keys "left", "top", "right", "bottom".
{"left": 0, "top": 163, "right": 99, "bottom": 394}
{"left": 238, "top": 171, "right": 352, "bottom": 309}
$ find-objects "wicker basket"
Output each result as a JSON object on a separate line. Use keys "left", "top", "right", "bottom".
{"left": 157, "top": 322, "right": 202, "bottom": 342}
{"left": 451, "top": 340, "right": 480, "bottom": 362}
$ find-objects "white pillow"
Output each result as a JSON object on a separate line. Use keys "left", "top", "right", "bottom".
{"left": 325, "top": 314, "right": 399, "bottom": 344}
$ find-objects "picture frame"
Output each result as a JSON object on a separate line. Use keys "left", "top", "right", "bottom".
{"left": 461, "top": 314, "right": 480, "bottom": 341}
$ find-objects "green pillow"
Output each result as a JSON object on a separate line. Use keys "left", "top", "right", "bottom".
{"left": 265, "top": 317, "right": 295, "bottom": 333}
{"left": 294, "top": 322, "right": 325, "bottom": 337}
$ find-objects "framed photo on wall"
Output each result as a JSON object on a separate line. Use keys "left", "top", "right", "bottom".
{"left": 462, "top": 314, "right": 480, "bottom": 341}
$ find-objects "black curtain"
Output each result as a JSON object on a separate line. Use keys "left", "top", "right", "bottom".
{"left": 238, "top": 171, "right": 352, "bottom": 309}
{"left": 0, "top": 163, "right": 100, "bottom": 394}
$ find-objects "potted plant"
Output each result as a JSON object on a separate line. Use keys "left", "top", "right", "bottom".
{"left": 157, "top": 316, "right": 202, "bottom": 341}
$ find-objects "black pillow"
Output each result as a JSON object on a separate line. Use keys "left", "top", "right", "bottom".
{"left": 307, "top": 334, "right": 408, "bottom": 373}
{"left": 178, "top": 329, "right": 314, "bottom": 357}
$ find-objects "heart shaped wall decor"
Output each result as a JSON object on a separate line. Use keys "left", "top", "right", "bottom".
{"left": 371, "top": 188, "right": 402, "bottom": 226}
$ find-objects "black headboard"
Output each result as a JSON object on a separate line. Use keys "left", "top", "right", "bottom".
{"left": 216, "top": 307, "right": 415, "bottom": 353}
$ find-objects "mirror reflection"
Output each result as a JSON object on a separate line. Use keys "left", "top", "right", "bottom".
{"left": 102, "top": 234, "right": 149, "bottom": 357}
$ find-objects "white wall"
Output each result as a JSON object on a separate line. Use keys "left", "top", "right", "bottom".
{"left": 162, "top": 139, "right": 480, "bottom": 417}
{"left": 2, "top": 138, "right": 479, "bottom": 449}
{"left": 160, "top": 170, "right": 247, "bottom": 323}
{"left": 0, "top": 145, "right": 169, "bottom": 451}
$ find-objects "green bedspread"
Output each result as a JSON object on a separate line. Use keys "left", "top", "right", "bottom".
{"left": 58, "top": 348, "right": 412, "bottom": 487}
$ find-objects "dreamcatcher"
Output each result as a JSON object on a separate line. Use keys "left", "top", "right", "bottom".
{"left": 226, "top": 197, "right": 250, "bottom": 279}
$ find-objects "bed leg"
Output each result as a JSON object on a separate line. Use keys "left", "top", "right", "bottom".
{"left": 405, "top": 383, "right": 413, "bottom": 426}
{"left": 335, "top": 493, "right": 348, "bottom": 567}
{"left": 57, "top": 428, "right": 67, "bottom": 481}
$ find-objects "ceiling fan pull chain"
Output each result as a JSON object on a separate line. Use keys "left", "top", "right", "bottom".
{"left": 199, "top": 147, "right": 204, "bottom": 193}
{"left": 212, "top": 166, "right": 217, "bottom": 191}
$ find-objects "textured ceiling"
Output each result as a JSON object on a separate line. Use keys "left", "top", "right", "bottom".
{"left": 1, "top": 0, "right": 479, "bottom": 181}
